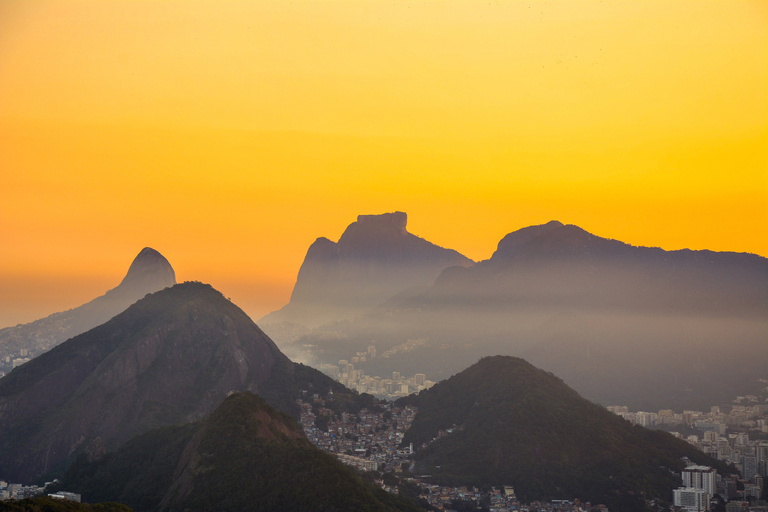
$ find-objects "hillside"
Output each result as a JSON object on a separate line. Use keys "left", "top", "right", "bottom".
{"left": 398, "top": 356, "right": 732, "bottom": 510}
{"left": 0, "top": 282, "right": 375, "bottom": 483}
{"left": 57, "top": 392, "right": 425, "bottom": 512}
{"left": 0, "top": 247, "right": 176, "bottom": 361}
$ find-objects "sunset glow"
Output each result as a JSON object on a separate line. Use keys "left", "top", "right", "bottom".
{"left": 1, "top": 0, "right": 766, "bottom": 327}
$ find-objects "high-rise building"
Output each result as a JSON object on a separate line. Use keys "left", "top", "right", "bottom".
{"left": 414, "top": 373, "right": 426, "bottom": 387}
{"left": 757, "top": 442, "right": 768, "bottom": 465}
{"left": 742, "top": 455, "right": 758, "bottom": 481}
{"left": 393, "top": 371, "right": 400, "bottom": 381}
{"left": 682, "top": 465, "right": 717, "bottom": 496}
{"left": 673, "top": 488, "right": 710, "bottom": 512}
{"left": 367, "top": 345, "right": 376, "bottom": 359}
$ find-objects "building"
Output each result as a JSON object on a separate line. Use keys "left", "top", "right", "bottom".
{"left": 49, "top": 492, "right": 81, "bottom": 503}
{"left": 336, "top": 454, "right": 378, "bottom": 471}
{"left": 673, "top": 487, "right": 710, "bottom": 512}
{"left": 757, "top": 442, "right": 768, "bottom": 476}
{"left": 682, "top": 465, "right": 717, "bottom": 496}
{"left": 741, "top": 455, "right": 757, "bottom": 481}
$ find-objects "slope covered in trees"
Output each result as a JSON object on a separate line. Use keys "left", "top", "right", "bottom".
{"left": 399, "top": 356, "right": 732, "bottom": 510}
{"left": 57, "top": 393, "right": 424, "bottom": 512}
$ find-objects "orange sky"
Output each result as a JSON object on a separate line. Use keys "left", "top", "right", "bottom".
{"left": 1, "top": 0, "right": 766, "bottom": 328}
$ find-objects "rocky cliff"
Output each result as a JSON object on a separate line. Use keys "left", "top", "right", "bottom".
{"left": 261, "top": 212, "right": 473, "bottom": 330}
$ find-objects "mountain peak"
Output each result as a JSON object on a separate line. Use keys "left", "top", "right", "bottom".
{"left": 0, "top": 247, "right": 179, "bottom": 363}
{"left": 401, "top": 355, "right": 729, "bottom": 507}
{"left": 117, "top": 247, "right": 176, "bottom": 290}
{"left": 356, "top": 211, "right": 407, "bottom": 230}
{"left": 492, "top": 221, "right": 617, "bottom": 261}
{"left": 339, "top": 211, "right": 409, "bottom": 245}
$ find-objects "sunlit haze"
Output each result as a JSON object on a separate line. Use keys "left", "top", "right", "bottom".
{"left": 1, "top": 0, "right": 766, "bottom": 328}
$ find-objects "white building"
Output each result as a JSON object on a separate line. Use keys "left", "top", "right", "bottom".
{"left": 674, "top": 487, "right": 710, "bottom": 512}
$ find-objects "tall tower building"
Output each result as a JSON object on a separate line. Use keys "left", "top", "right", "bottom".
{"left": 682, "top": 465, "right": 717, "bottom": 496}
{"left": 742, "top": 455, "right": 758, "bottom": 481}
{"left": 757, "top": 442, "right": 768, "bottom": 476}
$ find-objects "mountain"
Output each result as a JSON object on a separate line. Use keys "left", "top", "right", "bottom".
{"left": 260, "top": 211, "right": 473, "bottom": 332}
{"left": 398, "top": 356, "right": 732, "bottom": 510}
{"left": 0, "top": 247, "right": 176, "bottom": 361}
{"left": 293, "top": 221, "right": 768, "bottom": 410}
{"left": 0, "top": 282, "right": 372, "bottom": 483}
{"left": 56, "top": 392, "right": 424, "bottom": 512}
{"left": 435, "top": 220, "right": 767, "bottom": 316}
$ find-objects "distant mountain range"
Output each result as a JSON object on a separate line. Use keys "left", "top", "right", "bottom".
{"left": 0, "top": 282, "right": 370, "bottom": 483}
{"left": 398, "top": 356, "right": 732, "bottom": 511}
{"left": 278, "top": 220, "right": 768, "bottom": 410}
{"left": 0, "top": 247, "right": 176, "bottom": 360}
{"left": 260, "top": 211, "right": 472, "bottom": 332}
{"left": 56, "top": 392, "right": 422, "bottom": 512}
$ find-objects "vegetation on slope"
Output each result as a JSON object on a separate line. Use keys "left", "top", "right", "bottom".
{"left": 398, "top": 356, "right": 731, "bottom": 510}
{"left": 57, "top": 393, "right": 424, "bottom": 512}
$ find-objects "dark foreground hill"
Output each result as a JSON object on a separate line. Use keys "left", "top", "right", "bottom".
{"left": 398, "top": 356, "right": 732, "bottom": 511}
{"left": 261, "top": 211, "right": 472, "bottom": 332}
{"left": 0, "top": 282, "right": 373, "bottom": 483}
{"left": 297, "top": 221, "right": 768, "bottom": 410}
{"left": 0, "top": 247, "right": 176, "bottom": 359}
{"left": 0, "top": 497, "right": 131, "bottom": 512}
{"left": 56, "top": 392, "right": 424, "bottom": 512}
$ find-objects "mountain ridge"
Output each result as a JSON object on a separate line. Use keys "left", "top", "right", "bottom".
{"left": 288, "top": 221, "right": 768, "bottom": 410}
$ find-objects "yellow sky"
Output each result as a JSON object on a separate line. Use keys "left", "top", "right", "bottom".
{"left": 1, "top": 0, "right": 766, "bottom": 327}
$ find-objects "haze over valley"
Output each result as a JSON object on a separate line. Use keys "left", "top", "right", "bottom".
{"left": 260, "top": 213, "right": 768, "bottom": 412}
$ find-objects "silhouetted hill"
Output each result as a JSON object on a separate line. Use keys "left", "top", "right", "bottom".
{"left": 295, "top": 222, "right": 768, "bottom": 410}
{"left": 57, "top": 392, "right": 425, "bottom": 512}
{"left": 0, "top": 248, "right": 176, "bottom": 359}
{"left": 260, "top": 211, "right": 472, "bottom": 332}
{"left": 398, "top": 356, "right": 732, "bottom": 510}
{"left": 0, "top": 282, "right": 375, "bottom": 483}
